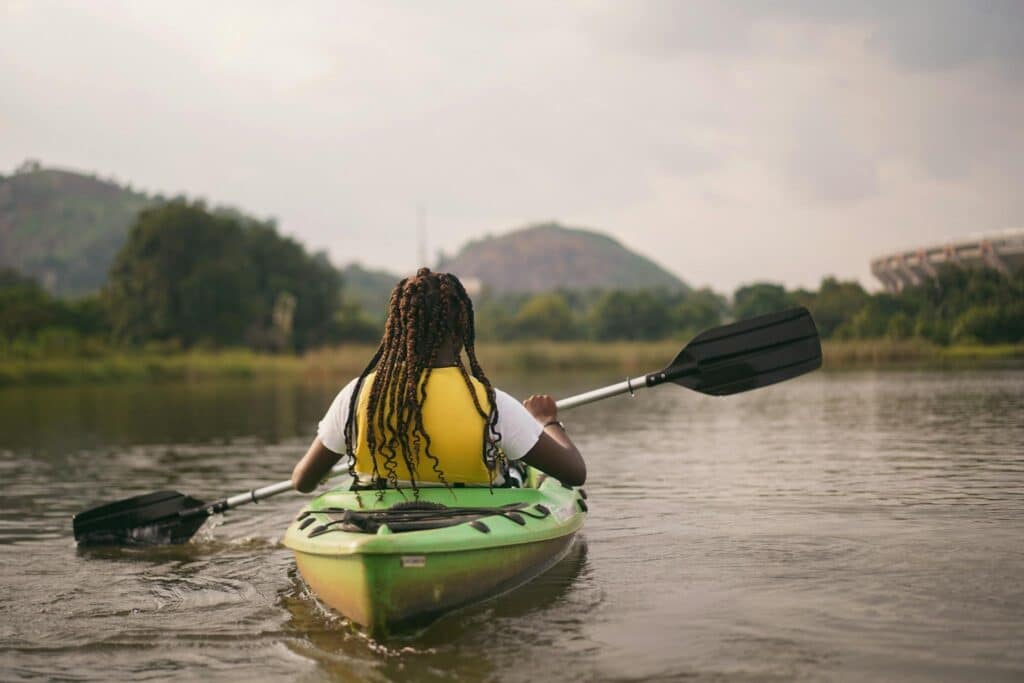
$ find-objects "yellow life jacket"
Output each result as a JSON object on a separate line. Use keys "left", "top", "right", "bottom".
{"left": 352, "top": 368, "right": 496, "bottom": 485}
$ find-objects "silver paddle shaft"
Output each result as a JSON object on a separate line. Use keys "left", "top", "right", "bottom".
{"left": 219, "top": 461, "right": 351, "bottom": 511}
{"left": 556, "top": 375, "right": 648, "bottom": 411}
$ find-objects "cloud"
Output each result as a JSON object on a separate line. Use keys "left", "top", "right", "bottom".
{"left": 585, "top": 1, "right": 1024, "bottom": 74}
{"left": 780, "top": 108, "right": 880, "bottom": 205}
{"left": 864, "top": 1, "right": 1024, "bottom": 74}
{"left": 582, "top": 2, "right": 759, "bottom": 59}
{"left": 582, "top": 1, "right": 1024, "bottom": 201}
{"left": 0, "top": 1, "right": 1021, "bottom": 293}
{"left": 651, "top": 140, "right": 723, "bottom": 178}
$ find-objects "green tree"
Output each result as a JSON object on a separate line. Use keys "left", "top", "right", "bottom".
{"left": 838, "top": 294, "right": 900, "bottom": 339}
{"left": 512, "top": 293, "right": 576, "bottom": 340}
{"left": 952, "top": 303, "right": 1024, "bottom": 344}
{"left": 590, "top": 290, "right": 672, "bottom": 340}
{"left": 242, "top": 226, "right": 341, "bottom": 350}
{"left": 673, "top": 287, "right": 727, "bottom": 335}
{"left": 472, "top": 292, "right": 527, "bottom": 341}
{"left": 0, "top": 270, "right": 59, "bottom": 337}
{"left": 0, "top": 268, "right": 37, "bottom": 290}
{"left": 105, "top": 201, "right": 256, "bottom": 346}
{"left": 105, "top": 201, "right": 341, "bottom": 349}
{"left": 733, "top": 283, "right": 795, "bottom": 320}
{"left": 0, "top": 269, "right": 108, "bottom": 339}
{"left": 805, "top": 277, "right": 872, "bottom": 338}
{"left": 332, "top": 301, "right": 382, "bottom": 343}
{"left": 912, "top": 313, "right": 951, "bottom": 345}
{"left": 886, "top": 311, "right": 913, "bottom": 339}
{"left": 891, "top": 266, "right": 1023, "bottom": 345}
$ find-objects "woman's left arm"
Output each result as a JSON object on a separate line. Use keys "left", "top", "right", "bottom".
{"left": 292, "top": 438, "right": 344, "bottom": 493}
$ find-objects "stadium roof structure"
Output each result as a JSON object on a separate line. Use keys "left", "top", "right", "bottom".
{"left": 871, "top": 229, "right": 1024, "bottom": 292}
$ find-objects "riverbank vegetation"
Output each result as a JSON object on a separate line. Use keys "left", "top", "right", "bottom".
{"left": 2, "top": 340, "right": 1022, "bottom": 387}
{"left": 2, "top": 201, "right": 1023, "bottom": 386}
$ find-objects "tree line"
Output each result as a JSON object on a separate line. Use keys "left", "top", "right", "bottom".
{"left": 1, "top": 200, "right": 1023, "bottom": 357}
{"left": 2, "top": 201, "right": 342, "bottom": 356}
{"left": 734, "top": 270, "right": 1024, "bottom": 345}
{"left": 460, "top": 267, "right": 1022, "bottom": 345}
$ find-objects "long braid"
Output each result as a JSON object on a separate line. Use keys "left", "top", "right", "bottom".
{"left": 359, "top": 280, "right": 407, "bottom": 488}
{"left": 343, "top": 279, "right": 408, "bottom": 487}
{"left": 345, "top": 268, "right": 501, "bottom": 493}
{"left": 343, "top": 343, "right": 383, "bottom": 481}
{"left": 447, "top": 275, "right": 503, "bottom": 477}
{"left": 411, "top": 292, "right": 448, "bottom": 485}
{"left": 375, "top": 279, "right": 416, "bottom": 491}
{"left": 415, "top": 278, "right": 455, "bottom": 486}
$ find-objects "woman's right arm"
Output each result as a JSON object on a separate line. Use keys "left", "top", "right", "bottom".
{"left": 520, "top": 394, "right": 586, "bottom": 486}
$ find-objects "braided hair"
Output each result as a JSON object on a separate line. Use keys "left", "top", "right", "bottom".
{"left": 342, "top": 268, "right": 502, "bottom": 492}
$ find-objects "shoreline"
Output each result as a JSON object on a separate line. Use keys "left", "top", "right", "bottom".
{"left": 1, "top": 340, "right": 1022, "bottom": 387}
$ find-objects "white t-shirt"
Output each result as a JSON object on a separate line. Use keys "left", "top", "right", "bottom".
{"left": 317, "top": 377, "right": 544, "bottom": 468}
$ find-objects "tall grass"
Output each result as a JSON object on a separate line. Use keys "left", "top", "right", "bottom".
{"left": 822, "top": 339, "right": 1024, "bottom": 369}
{"left": 1, "top": 340, "right": 1021, "bottom": 387}
{"left": 0, "top": 350, "right": 305, "bottom": 386}
{"left": 302, "top": 341, "right": 682, "bottom": 380}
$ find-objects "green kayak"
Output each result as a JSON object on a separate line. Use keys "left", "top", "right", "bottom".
{"left": 283, "top": 472, "right": 587, "bottom": 637}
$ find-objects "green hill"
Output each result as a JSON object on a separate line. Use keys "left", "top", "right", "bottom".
{"left": 0, "top": 163, "right": 687, "bottom": 304}
{"left": 437, "top": 222, "right": 686, "bottom": 294}
{"left": 0, "top": 162, "right": 156, "bottom": 297}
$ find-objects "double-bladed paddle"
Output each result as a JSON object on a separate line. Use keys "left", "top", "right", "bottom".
{"left": 556, "top": 305, "right": 821, "bottom": 409}
{"left": 72, "top": 306, "right": 822, "bottom": 546}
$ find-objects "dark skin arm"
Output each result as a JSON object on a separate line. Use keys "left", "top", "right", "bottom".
{"left": 291, "top": 392, "right": 587, "bottom": 492}
{"left": 520, "top": 394, "right": 586, "bottom": 486}
{"left": 292, "top": 438, "right": 342, "bottom": 493}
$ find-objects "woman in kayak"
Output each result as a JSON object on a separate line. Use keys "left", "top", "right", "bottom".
{"left": 292, "top": 268, "right": 585, "bottom": 493}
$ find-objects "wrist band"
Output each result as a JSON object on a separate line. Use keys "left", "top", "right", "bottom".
{"left": 544, "top": 420, "right": 565, "bottom": 430}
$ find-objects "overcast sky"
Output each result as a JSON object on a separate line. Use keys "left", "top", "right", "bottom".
{"left": 2, "top": 1, "right": 1022, "bottom": 292}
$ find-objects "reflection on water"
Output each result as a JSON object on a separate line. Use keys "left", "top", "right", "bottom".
{"left": 280, "top": 540, "right": 593, "bottom": 682}
{"left": 2, "top": 370, "right": 1023, "bottom": 681}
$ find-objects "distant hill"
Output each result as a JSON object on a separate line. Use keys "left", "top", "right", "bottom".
{"left": 0, "top": 163, "right": 687, "bottom": 304}
{"left": 437, "top": 222, "right": 686, "bottom": 294}
{"left": 0, "top": 162, "right": 157, "bottom": 297}
{"left": 340, "top": 263, "right": 401, "bottom": 319}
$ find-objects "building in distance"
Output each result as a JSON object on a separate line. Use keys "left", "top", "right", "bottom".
{"left": 871, "top": 229, "right": 1024, "bottom": 292}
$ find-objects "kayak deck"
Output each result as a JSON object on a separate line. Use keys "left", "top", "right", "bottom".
{"left": 283, "top": 475, "right": 587, "bottom": 636}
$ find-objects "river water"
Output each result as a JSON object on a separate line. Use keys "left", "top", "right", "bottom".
{"left": 1, "top": 368, "right": 1022, "bottom": 682}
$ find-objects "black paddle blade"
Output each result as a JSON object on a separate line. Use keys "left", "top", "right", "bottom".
{"left": 73, "top": 490, "right": 210, "bottom": 546}
{"left": 655, "top": 307, "right": 822, "bottom": 396}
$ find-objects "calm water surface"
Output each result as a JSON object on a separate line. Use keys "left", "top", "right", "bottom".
{"left": 1, "top": 369, "right": 1023, "bottom": 681}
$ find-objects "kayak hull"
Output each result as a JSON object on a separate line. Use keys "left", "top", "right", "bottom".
{"left": 283, "top": 475, "right": 586, "bottom": 637}
{"left": 294, "top": 534, "right": 577, "bottom": 633}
